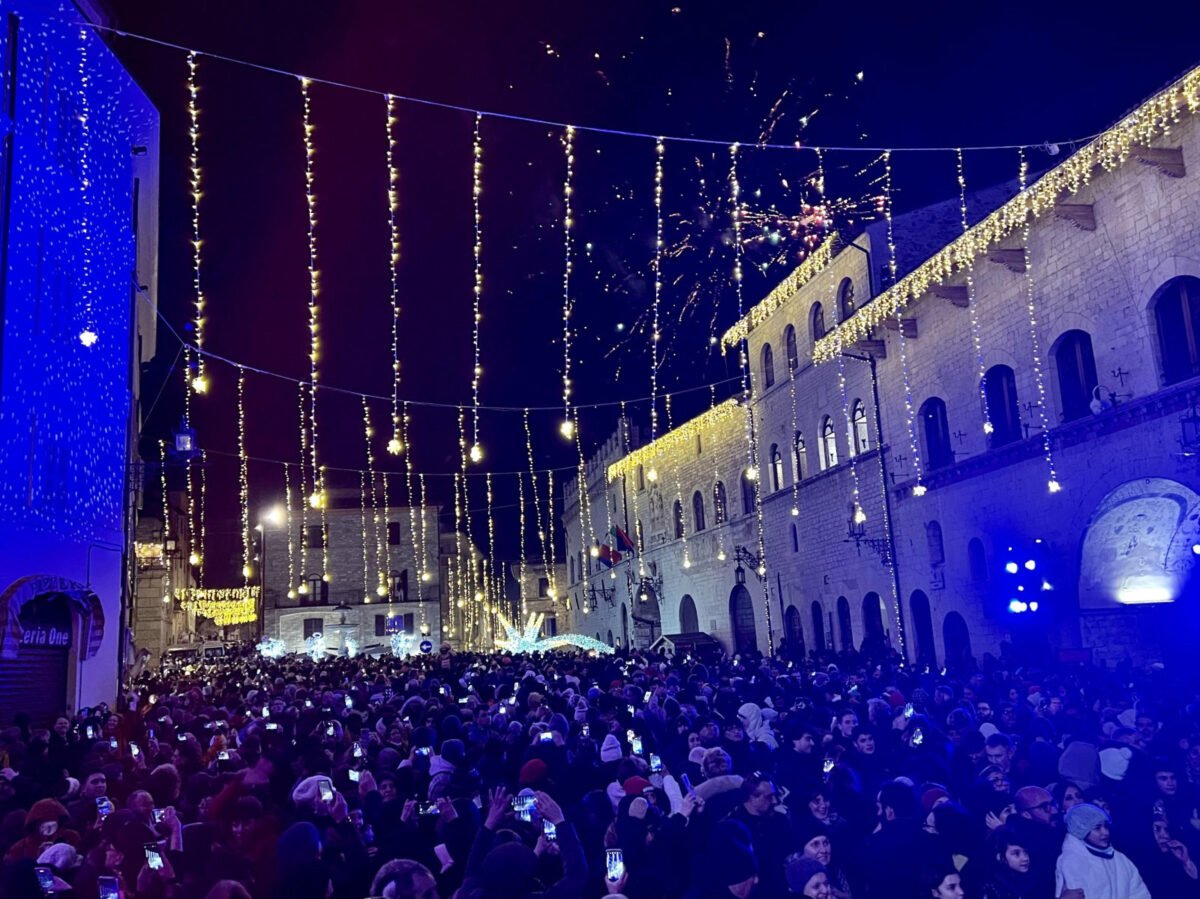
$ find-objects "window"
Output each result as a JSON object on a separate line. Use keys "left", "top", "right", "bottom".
{"left": 306, "top": 525, "right": 326, "bottom": 549}
{"left": 387, "top": 521, "right": 401, "bottom": 545}
{"left": 785, "top": 325, "right": 799, "bottom": 373}
{"left": 1053, "top": 329, "right": 1099, "bottom": 422}
{"left": 984, "top": 365, "right": 1021, "bottom": 447}
{"left": 851, "top": 401, "right": 870, "bottom": 455}
{"left": 673, "top": 500, "right": 684, "bottom": 539}
{"left": 538, "top": 577, "right": 549, "bottom": 598}
{"left": 968, "top": 537, "right": 987, "bottom": 584}
{"left": 793, "top": 432, "right": 807, "bottom": 481}
{"left": 838, "top": 278, "right": 856, "bottom": 322}
{"left": 920, "top": 397, "right": 953, "bottom": 470}
{"left": 303, "top": 618, "right": 323, "bottom": 639}
{"left": 769, "top": 444, "right": 785, "bottom": 492}
{"left": 926, "top": 521, "right": 945, "bottom": 566}
{"left": 1153, "top": 276, "right": 1200, "bottom": 385}
{"left": 820, "top": 416, "right": 838, "bottom": 470}
{"left": 375, "top": 615, "right": 386, "bottom": 637}
{"left": 391, "top": 569, "right": 409, "bottom": 602}
{"left": 302, "top": 576, "right": 328, "bottom": 605}
{"left": 761, "top": 343, "right": 776, "bottom": 389}
{"left": 637, "top": 465, "right": 645, "bottom": 491}
{"left": 810, "top": 302, "right": 826, "bottom": 342}
{"left": 791, "top": 523, "right": 799, "bottom": 553}
{"left": 741, "top": 471, "right": 758, "bottom": 515}
{"left": 542, "top": 616, "right": 558, "bottom": 637}
{"left": 712, "top": 482, "right": 728, "bottom": 525}
{"left": 696, "top": 433, "right": 702, "bottom": 455}
{"left": 692, "top": 491, "right": 706, "bottom": 532}
{"left": 570, "top": 556, "right": 576, "bottom": 584}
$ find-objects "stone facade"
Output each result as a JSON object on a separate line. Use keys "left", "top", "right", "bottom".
{"left": 565, "top": 79, "right": 1200, "bottom": 667}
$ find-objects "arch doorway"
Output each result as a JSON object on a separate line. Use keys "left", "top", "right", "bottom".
{"left": 784, "top": 605, "right": 804, "bottom": 658}
{"left": 910, "top": 590, "right": 937, "bottom": 668}
{"left": 729, "top": 585, "right": 758, "bottom": 653}
{"left": 811, "top": 601, "right": 826, "bottom": 652}
{"left": 678, "top": 594, "right": 699, "bottom": 633}
{"left": 836, "top": 596, "right": 853, "bottom": 651}
{"left": 861, "top": 591, "right": 885, "bottom": 651}
{"left": 943, "top": 611, "right": 972, "bottom": 671}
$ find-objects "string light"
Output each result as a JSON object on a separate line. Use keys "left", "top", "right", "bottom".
{"left": 572, "top": 405, "right": 599, "bottom": 587}
{"left": 664, "top": 393, "right": 689, "bottom": 568}
{"left": 470, "top": 113, "right": 484, "bottom": 463}
{"left": 158, "top": 440, "right": 171, "bottom": 603}
{"left": 651, "top": 137, "right": 664, "bottom": 445}
{"left": 524, "top": 409, "right": 556, "bottom": 601}
{"left": 183, "top": 347, "right": 201, "bottom": 568}
{"left": 620, "top": 401, "right": 646, "bottom": 576}
{"left": 283, "top": 461, "right": 296, "bottom": 599}
{"left": 418, "top": 473, "right": 432, "bottom": 585}
{"left": 560, "top": 125, "right": 576, "bottom": 441}
{"left": 485, "top": 471, "right": 498, "bottom": 637}
{"left": 197, "top": 449, "right": 207, "bottom": 587}
{"left": 883, "top": 151, "right": 927, "bottom": 496}
{"left": 864, "top": 367, "right": 906, "bottom": 659}
{"left": 722, "top": 234, "right": 837, "bottom": 348}
{"left": 608, "top": 399, "right": 741, "bottom": 481}
{"left": 177, "top": 587, "right": 258, "bottom": 626}
{"left": 517, "top": 470, "right": 528, "bottom": 620}
{"left": 296, "top": 382, "right": 309, "bottom": 592}
{"left": 708, "top": 386, "right": 729, "bottom": 561}
{"left": 1018, "top": 147, "right": 1061, "bottom": 493}
{"left": 237, "top": 367, "right": 252, "bottom": 583}
{"left": 835, "top": 333, "right": 866, "bottom": 521}
{"left": 358, "top": 467, "right": 371, "bottom": 603}
{"left": 76, "top": 27, "right": 97, "bottom": 347}
{"left": 384, "top": 94, "right": 404, "bottom": 455}
{"left": 401, "top": 405, "right": 425, "bottom": 626}
{"left": 956, "top": 149, "right": 993, "bottom": 436}
{"left": 364, "top": 397, "right": 387, "bottom": 598}
{"left": 186, "top": 52, "right": 208, "bottom": 392}
{"left": 452, "top": 462, "right": 465, "bottom": 638}
{"left": 785, "top": 341, "right": 801, "bottom": 519}
{"left": 545, "top": 468, "right": 559, "bottom": 589}
{"left": 381, "top": 470, "right": 394, "bottom": 613}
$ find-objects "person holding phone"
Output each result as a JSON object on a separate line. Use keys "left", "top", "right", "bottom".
{"left": 4, "top": 800, "right": 77, "bottom": 864}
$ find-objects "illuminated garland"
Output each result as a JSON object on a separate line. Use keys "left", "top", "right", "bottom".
{"left": 525, "top": 409, "right": 556, "bottom": 600}
{"left": 296, "top": 382, "right": 309, "bottom": 593}
{"left": 257, "top": 637, "right": 286, "bottom": 659}
{"left": 176, "top": 586, "right": 259, "bottom": 626}
{"left": 651, "top": 138, "right": 664, "bottom": 442}
{"left": 495, "top": 612, "right": 614, "bottom": 655}
{"left": 560, "top": 125, "right": 576, "bottom": 441}
{"left": 620, "top": 402, "right": 646, "bottom": 575}
{"left": 470, "top": 114, "right": 484, "bottom": 462}
{"left": 77, "top": 28, "right": 97, "bottom": 347}
{"left": 608, "top": 398, "right": 741, "bottom": 481}
{"left": 198, "top": 449, "right": 207, "bottom": 587}
{"left": 384, "top": 95, "right": 404, "bottom": 455}
{"left": 721, "top": 234, "right": 837, "bottom": 348}
{"left": 666, "top": 393, "right": 690, "bottom": 569}
{"left": 283, "top": 461, "right": 296, "bottom": 598}
{"left": 956, "top": 149, "right": 992, "bottom": 435}
{"left": 187, "top": 52, "right": 209, "bottom": 393}
{"left": 158, "top": 441, "right": 171, "bottom": 604}
{"left": 134, "top": 542, "right": 163, "bottom": 562}
{"left": 237, "top": 367, "right": 252, "bottom": 582}
{"left": 812, "top": 64, "right": 1200, "bottom": 362}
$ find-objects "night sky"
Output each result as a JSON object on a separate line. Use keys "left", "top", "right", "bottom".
{"left": 102, "top": 0, "right": 1200, "bottom": 581}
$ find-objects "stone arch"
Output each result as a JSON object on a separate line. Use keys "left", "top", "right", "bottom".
{"left": 836, "top": 596, "right": 853, "bottom": 650}
{"left": 0, "top": 575, "right": 104, "bottom": 661}
{"left": 729, "top": 585, "right": 757, "bottom": 653}
{"left": 678, "top": 594, "right": 699, "bottom": 633}
{"left": 910, "top": 590, "right": 937, "bottom": 668}
{"left": 810, "top": 600, "right": 826, "bottom": 651}
{"left": 943, "top": 611, "right": 972, "bottom": 671}
{"left": 861, "top": 591, "right": 885, "bottom": 646}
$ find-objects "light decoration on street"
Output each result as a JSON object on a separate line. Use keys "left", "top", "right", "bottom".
{"left": 1017, "top": 147, "right": 1062, "bottom": 494}
{"left": 296, "top": 382, "right": 309, "bottom": 593}
{"left": 651, "top": 137, "right": 664, "bottom": 446}
{"left": 469, "top": 113, "right": 484, "bottom": 463}
{"left": 257, "top": 637, "right": 286, "bottom": 659}
{"left": 183, "top": 347, "right": 200, "bottom": 569}
{"left": 572, "top": 402, "right": 599, "bottom": 594}
{"left": 364, "top": 397, "right": 386, "bottom": 599}
{"left": 495, "top": 612, "right": 614, "bottom": 655}
{"left": 485, "top": 470, "right": 498, "bottom": 638}
{"left": 452, "top": 466, "right": 465, "bottom": 636}
{"left": 198, "top": 449, "right": 208, "bottom": 587}
{"left": 607, "top": 399, "right": 741, "bottom": 481}
{"left": 418, "top": 473, "right": 432, "bottom": 585}
{"left": 283, "top": 461, "right": 296, "bottom": 598}
{"left": 186, "top": 52, "right": 209, "bottom": 393}
{"left": 401, "top": 405, "right": 425, "bottom": 623}
{"left": 956, "top": 149, "right": 992, "bottom": 436}
{"left": 835, "top": 333, "right": 865, "bottom": 521}
{"left": 237, "top": 367, "right": 252, "bottom": 583}
{"left": 135, "top": 541, "right": 164, "bottom": 562}
{"left": 517, "top": 468, "right": 529, "bottom": 620}
{"left": 786, "top": 339, "right": 801, "bottom": 519}
{"left": 665, "top": 393, "right": 690, "bottom": 569}
{"left": 620, "top": 403, "right": 646, "bottom": 576}
{"left": 560, "top": 124, "right": 576, "bottom": 441}
{"left": 525, "top": 409, "right": 557, "bottom": 600}
{"left": 721, "top": 234, "right": 836, "bottom": 349}
{"left": 812, "top": 64, "right": 1200, "bottom": 361}
{"left": 304, "top": 632, "right": 326, "bottom": 661}
{"left": 384, "top": 94, "right": 404, "bottom": 455}
{"left": 177, "top": 587, "right": 259, "bottom": 626}
{"left": 708, "top": 386, "right": 729, "bottom": 561}
{"left": 359, "top": 469, "right": 371, "bottom": 603}
{"left": 882, "top": 151, "right": 927, "bottom": 497}
{"left": 390, "top": 630, "right": 418, "bottom": 658}
{"left": 157, "top": 440, "right": 171, "bottom": 604}
{"left": 77, "top": 28, "right": 96, "bottom": 348}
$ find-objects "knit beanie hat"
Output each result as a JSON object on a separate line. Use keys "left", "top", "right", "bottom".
{"left": 519, "top": 759, "right": 549, "bottom": 787}
{"left": 548, "top": 713, "right": 570, "bottom": 737}
{"left": 717, "top": 839, "right": 758, "bottom": 886}
{"left": 785, "top": 854, "right": 826, "bottom": 894}
{"left": 600, "top": 734, "right": 623, "bottom": 763}
{"left": 1065, "top": 803, "right": 1110, "bottom": 840}
{"left": 792, "top": 816, "right": 830, "bottom": 852}
{"left": 440, "top": 738, "right": 465, "bottom": 766}
{"left": 1099, "top": 746, "right": 1131, "bottom": 782}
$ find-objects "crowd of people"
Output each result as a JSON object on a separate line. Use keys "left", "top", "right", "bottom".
{"left": 1, "top": 639, "right": 1197, "bottom": 899}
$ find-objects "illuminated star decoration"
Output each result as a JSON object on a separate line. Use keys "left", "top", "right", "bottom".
{"left": 256, "top": 637, "right": 287, "bottom": 659}
{"left": 495, "top": 612, "right": 615, "bottom": 655}
{"left": 304, "top": 632, "right": 327, "bottom": 662}
{"left": 389, "top": 631, "right": 418, "bottom": 658}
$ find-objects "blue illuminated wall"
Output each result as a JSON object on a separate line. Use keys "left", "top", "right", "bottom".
{"left": 0, "top": 1, "right": 158, "bottom": 710}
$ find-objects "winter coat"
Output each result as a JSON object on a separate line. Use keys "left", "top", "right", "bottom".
{"left": 1054, "top": 834, "right": 1150, "bottom": 899}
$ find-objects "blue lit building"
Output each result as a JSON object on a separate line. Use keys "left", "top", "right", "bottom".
{"left": 0, "top": 1, "right": 158, "bottom": 723}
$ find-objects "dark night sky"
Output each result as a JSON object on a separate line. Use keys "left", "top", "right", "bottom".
{"left": 102, "top": 0, "right": 1200, "bottom": 581}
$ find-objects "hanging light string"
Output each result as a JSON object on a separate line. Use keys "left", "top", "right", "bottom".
{"left": 359, "top": 469, "right": 371, "bottom": 603}
{"left": 865, "top": 370, "right": 906, "bottom": 658}
{"left": 296, "top": 382, "right": 309, "bottom": 593}
{"left": 524, "top": 409, "right": 556, "bottom": 601}
{"left": 709, "top": 386, "right": 729, "bottom": 562}
{"left": 665, "top": 393, "right": 690, "bottom": 569}
{"left": 456, "top": 407, "right": 480, "bottom": 630}
{"left": 517, "top": 469, "right": 528, "bottom": 621}
{"left": 198, "top": 449, "right": 207, "bottom": 588}
{"left": 384, "top": 95, "right": 404, "bottom": 456}
{"left": 183, "top": 347, "right": 200, "bottom": 569}
{"left": 884, "top": 151, "right": 927, "bottom": 497}
{"left": 651, "top": 137, "right": 664, "bottom": 443}
{"left": 545, "top": 467, "right": 559, "bottom": 591}
{"left": 560, "top": 125, "right": 576, "bottom": 441}
{"left": 157, "top": 440, "right": 171, "bottom": 604}
{"left": 186, "top": 51, "right": 209, "bottom": 392}
{"left": 382, "top": 472, "right": 394, "bottom": 621}
{"left": 283, "top": 461, "right": 296, "bottom": 599}
{"left": 363, "top": 397, "right": 386, "bottom": 598}
{"left": 1018, "top": 147, "right": 1062, "bottom": 494}
{"left": 470, "top": 113, "right": 484, "bottom": 462}
{"left": 956, "top": 149, "right": 993, "bottom": 436}
{"left": 402, "top": 403, "right": 426, "bottom": 598}
{"left": 836, "top": 333, "right": 866, "bottom": 523}
{"left": 621, "top": 401, "right": 646, "bottom": 577}
{"left": 417, "top": 472, "right": 432, "bottom": 589}
{"left": 573, "top": 410, "right": 599, "bottom": 573}
{"left": 450, "top": 470, "right": 464, "bottom": 641}
{"left": 77, "top": 28, "right": 96, "bottom": 347}
{"left": 785, "top": 351, "right": 802, "bottom": 519}
{"left": 485, "top": 471, "right": 498, "bottom": 624}
{"left": 236, "top": 366, "right": 252, "bottom": 584}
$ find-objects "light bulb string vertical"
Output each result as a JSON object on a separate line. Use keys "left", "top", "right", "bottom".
{"left": 517, "top": 470, "right": 528, "bottom": 621}
{"left": 485, "top": 471, "right": 497, "bottom": 617}
{"left": 836, "top": 333, "right": 865, "bottom": 517}
{"left": 183, "top": 347, "right": 198, "bottom": 568}
{"left": 1018, "top": 147, "right": 1061, "bottom": 493}
{"left": 709, "top": 386, "right": 727, "bottom": 558}
{"left": 297, "top": 382, "right": 309, "bottom": 587}
{"left": 866, "top": 372, "right": 905, "bottom": 659}
{"left": 417, "top": 473, "right": 431, "bottom": 600}
{"left": 561, "top": 125, "right": 576, "bottom": 434}
{"left": 187, "top": 51, "right": 206, "bottom": 386}
{"left": 651, "top": 137, "right": 664, "bottom": 442}
{"left": 471, "top": 113, "right": 484, "bottom": 455}
{"left": 956, "top": 149, "right": 992, "bottom": 435}
{"left": 524, "top": 409, "right": 555, "bottom": 599}
{"left": 730, "top": 143, "right": 759, "bottom": 505}
{"left": 401, "top": 404, "right": 424, "bottom": 611}
{"left": 198, "top": 450, "right": 207, "bottom": 588}
{"left": 545, "top": 468, "right": 559, "bottom": 592}
{"left": 621, "top": 402, "right": 646, "bottom": 576}
{"left": 237, "top": 366, "right": 251, "bottom": 586}
{"left": 283, "top": 461, "right": 295, "bottom": 595}
{"left": 451, "top": 470, "right": 464, "bottom": 638}
{"left": 359, "top": 468, "right": 371, "bottom": 602}
{"left": 78, "top": 28, "right": 95, "bottom": 340}
{"left": 363, "top": 397, "right": 385, "bottom": 595}
{"left": 884, "top": 150, "right": 927, "bottom": 496}
{"left": 573, "top": 412, "right": 598, "bottom": 574}
{"left": 384, "top": 95, "right": 403, "bottom": 453}
{"left": 665, "top": 393, "right": 689, "bottom": 566}
{"left": 786, "top": 344, "right": 801, "bottom": 517}
{"left": 158, "top": 440, "right": 171, "bottom": 603}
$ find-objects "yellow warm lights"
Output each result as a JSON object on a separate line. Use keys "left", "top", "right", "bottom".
{"left": 176, "top": 587, "right": 259, "bottom": 626}
{"left": 237, "top": 367, "right": 252, "bottom": 587}
{"left": 187, "top": 51, "right": 207, "bottom": 389}
{"left": 607, "top": 399, "right": 740, "bottom": 481}
{"left": 384, "top": 94, "right": 404, "bottom": 454}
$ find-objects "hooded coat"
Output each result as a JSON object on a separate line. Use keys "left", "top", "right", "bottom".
{"left": 1054, "top": 833, "right": 1150, "bottom": 899}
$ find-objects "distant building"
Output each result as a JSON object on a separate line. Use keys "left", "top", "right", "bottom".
{"left": 0, "top": 2, "right": 159, "bottom": 724}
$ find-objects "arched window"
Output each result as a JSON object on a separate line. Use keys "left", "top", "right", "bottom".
{"left": 793, "top": 431, "right": 807, "bottom": 481}
{"left": 811, "top": 601, "right": 826, "bottom": 651}
{"left": 837, "top": 596, "right": 853, "bottom": 651}
{"left": 984, "top": 365, "right": 1021, "bottom": 447}
{"left": 785, "top": 325, "right": 799, "bottom": 372}
{"left": 607, "top": 630, "right": 614, "bottom": 647}
{"left": 692, "top": 491, "right": 706, "bottom": 532}
{"left": 741, "top": 470, "right": 757, "bottom": 515}
{"left": 791, "top": 523, "right": 799, "bottom": 553}
{"left": 1153, "top": 276, "right": 1200, "bottom": 385}
{"left": 920, "top": 397, "right": 953, "bottom": 470}
{"left": 673, "top": 500, "right": 684, "bottom": 539}
{"left": 761, "top": 343, "right": 775, "bottom": 389}
{"left": 679, "top": 595, "right": 699, "bottom": 633}
{"left": 712, "top": 482, "right": 728, "bottom": 525}
{"left": 838, "top": 278, "right": 856, "bottom": 322}
{"left": 1053, "top": 329, "right": 1098, "bottom": 422}
{"left": 770, "top": 444, "right": 785, "bottom": 492}
{"left": 810, "top": 302, "right": 826, "bottom": 342}
{"left": 851, "top": 400, "right": 870, "bottom": 455}
{"left": 967, "top": 537, "right": 987, "bottom": 584}
{"left": 820, "top": 416, "right": 838, "bottom": 470}
{"left": 926, "top": 520, "right": 945, "bottom": 566}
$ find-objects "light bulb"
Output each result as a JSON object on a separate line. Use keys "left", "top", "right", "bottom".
{"left": 745, "top": 466, "right": 758, "bottom": 481}
{"left": 983, "top": 422, "right": 994, "bottom": 435}
{"left": 421, "top": 571, "right": 431, "bottom": 582}
{"left": 191, "top": 375, "right": 209, "bottom": 394}
{"left": 79, "top": 329, "right": 98, "bottom": 347}
{"left": 912, "top": 484, "right": 927, "bottom": 497}
{"left": 298, "top": 583, "right": 309, "bottom": 595}
{"left": 757, "top": 565, "right": 766, "bottom": 576}
{"left": 589, "top": 545, "right": 600, "bottom": 558}
{"left": 683, "top": 558, "right": 691, "bottom": 569}
{"left": 376, "top": 585, "right": 388, "bottom": 597}
{"left": 717, "top": 550, "right": 727, "bottom": 561}
{"left": 242, "top": 565, "right": 252, "bottom": 579}
{"left": 547, "top": 588, "right": 556, "bottom": 599}
{"left": 469, "top": 444, "right": 483, "bottom": 463}
{"left": 161, "top": 594, "right": 170, "bottom": 603}
{"left": 1048, "top": 480, "right": 1062, "bottom": 493}
{"left": 322, "top": 573, "right": 330, "bottom": 583}
{"left": 854, "top": 507, "right": 867, "bottom": 524}
{"left": 647, "top": 468, "right": 658, "bottom": 482}
{"left": 474, "top": 591, "right": 483, "bottom": 602}
{"left": 791, "top": 506, "right": 799, "bottom": 517}
{"left": 560, "top": 419, "right": 575, "bottom": 440}
{"left": 387, "top": 437, "right": 404, "bottom": 455}
{"left": 287, "top": 589, "right": 296, "bottom": 599}
{"left": 188, "top": 552, "right": 200, "bottom": 566}
{"left": 308, "top": 491, "right": 323, "bottom": 509}
{"left": 610, "top": 571, "right": 617, "bottom": 579}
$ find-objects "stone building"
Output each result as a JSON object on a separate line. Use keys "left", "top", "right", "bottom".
{"left": 508, "top": 559, "right": 569, "bottom": 638}
{"left": 565, "top": 65, "right": 1200, "bottom": 666}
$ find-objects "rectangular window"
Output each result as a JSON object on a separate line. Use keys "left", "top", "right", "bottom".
{"left": 306, "top": 525, "right": 325, "bottom": 549}
{"left": 538, "top": 577, "right": 549, "bottom": 598}
{"left": 544, "top": 616, "right": 557, "bottom": 637}
{"left": 388, "top": 521, "right": 401, "bottom": 545}
{"left": 303, "top": 618, "right": 322, "bottom": 639}
{"left": 375, "top": 615, "right": 386, "bottom": 637}
{"left": 403, "top": 613, "right": 415, "bottom": 634}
